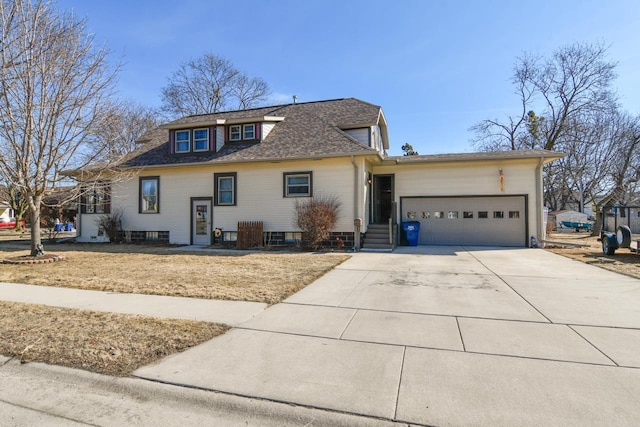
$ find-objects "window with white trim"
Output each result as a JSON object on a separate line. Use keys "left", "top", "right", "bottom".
{"left": 284, "top": 172, "right": 312, "bottom": 197}
{"left": 243, "top": 124, "right": 255, "bottom": 139}
{"left": 229, "top": 125, "right": 241, "bottom": 141}
{"left": 175, "top": 130, "right": 190, "bottom": 153}
{"left": 193, "top": 128, "right": 209, "bottom": 151}
{"left": 228, "top": 123, "right": 256, "bottom": 141}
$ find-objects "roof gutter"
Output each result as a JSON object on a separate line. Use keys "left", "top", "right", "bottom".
{"left": 350, "top": 155, "right": 361, "bottom": 251}
{"left": 535, "top": 156, "right": 545, "bottom": 245}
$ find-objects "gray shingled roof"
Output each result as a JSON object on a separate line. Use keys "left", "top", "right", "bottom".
{"left": 123, "top": 98, "right": 383, "bottom": 168}
{"left": 385, "top": 149, "right": 565, "bottom": 164}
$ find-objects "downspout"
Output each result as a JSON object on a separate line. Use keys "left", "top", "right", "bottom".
{"left": 350, "top": 155, "right": 361, "bottom": 251}
{"left": 535, "top": 156, "right": 545, "bottom": 245}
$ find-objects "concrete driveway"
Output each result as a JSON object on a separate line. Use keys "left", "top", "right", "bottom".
{"left": 135, "top": 246, "right": 640, "bottom": 426}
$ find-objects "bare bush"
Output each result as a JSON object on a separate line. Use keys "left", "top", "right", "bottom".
{"left": 294, "top": 195, "right": 341, "bottom": 250}
{"left": 95, "top": 209, "right": 123, "bottom": 243}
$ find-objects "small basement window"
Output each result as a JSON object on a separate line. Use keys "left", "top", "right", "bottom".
{"left": 285, "top": 232, "right": 302, "bottom": 242}
{"left": 223, "top": 231, "right": 237, "bottom": 242}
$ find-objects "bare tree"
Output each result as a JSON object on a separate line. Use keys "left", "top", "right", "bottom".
{"left": 472, "top": 42, "right": 617, "bottom": 152}
{"left": 93, "top": 100, "right": 159, "bottom": 161}
{"left": 0, "top": 0, "right": 119, "bottom": 255}
{"left": 160, "top": 53, "right": 270, "bottom": 117}
{"left": 470, "top": 42, "right": 630, "bottom": 216}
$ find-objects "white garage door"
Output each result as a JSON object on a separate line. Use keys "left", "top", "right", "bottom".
{"left": 401, "top": 196, "right": 527, "bottom": 247}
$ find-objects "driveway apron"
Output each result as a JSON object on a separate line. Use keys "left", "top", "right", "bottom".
{"left": 134, "top": 246, "right": 640, "bottom": 425}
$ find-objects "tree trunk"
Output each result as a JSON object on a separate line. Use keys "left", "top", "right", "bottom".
{"left": 29, "top": 195, "right": 43, "bottom": 257}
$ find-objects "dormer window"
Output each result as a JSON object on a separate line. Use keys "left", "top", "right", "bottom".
{"left": 228, "top": 123, "right": 257, "bottom": 141}
{"left": 172, "top": 128, "right": 211, "bottom": 153}
{"left": 193, "top": 128, "right": 209, "bottom": 151}
{"left": 243, "top": 124, "right": 255, "bottom": 139}
{"left": 229, "top": 125, "right": 241, "bottom": 141}
{"left": 175, "top": 130, "right": 190, "bottom": 153}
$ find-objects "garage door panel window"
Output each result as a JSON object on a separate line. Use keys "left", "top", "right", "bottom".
{"left": 509, "top": 211, "right": 520, "bottom": 219}
{"left": 434, "top": 211, "right": 444, "bottom": 219}
{"left": 493, "top": 211, "right": 504, "bottom": 219}
{"left": 448, "top": 211, "right": 459, "bottom": 219}
{"left": 463, "top": 211, "right": 473, "bottom": 219}
{"left": 478, "top": 211, "right": 488, "bottom": 219}
{"left": 422, "top": 211, "right": 430, "bottom": 219}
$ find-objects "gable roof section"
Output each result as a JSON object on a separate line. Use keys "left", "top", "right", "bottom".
{"left": 124, "top": 98, "right": 383, "bottom": 168}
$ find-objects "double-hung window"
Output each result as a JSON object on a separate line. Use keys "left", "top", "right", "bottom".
{"left": 243, "top": 124, "right": 255, "bottom": 139}
{"left": 214, "top": 173, "right": 237, "bottom": 206}
{"left": 193, "top": 128, "right": 209, "bottom": 151}
{"left": 229, "top": 125, "right": 241, "bottom": 141}
{"left": 140, "top": 176, "right": 160, "bottom": 213}
{"left": 175, "top": 130, "right": 190, "bottom": 153}
{"left": 284, "top": 172, "right": 312, "bottom": 197}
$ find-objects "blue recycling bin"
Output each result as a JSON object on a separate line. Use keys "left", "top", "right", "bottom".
{"left": 65, "top": 222, "right": 73, "bottom": 231}
{"left": 54, "top": 223, "right": 63, "bottom": 232}
{"left": 402, "top": 221, "right": 421, "bottom": 246}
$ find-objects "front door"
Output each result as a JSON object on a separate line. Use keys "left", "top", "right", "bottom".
{"left": 192, "top": 199, "right": 211, "bottom": 245}
{"left": 372, "top": 175, "right": 394, "bottom": 224}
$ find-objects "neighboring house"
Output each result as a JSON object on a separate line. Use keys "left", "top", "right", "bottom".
{"left": 0, "top": 200, "right": 16, "bottom": 229}
{"left": 0, "top": 186, "right": 14, "bottom": 227}
{"left": 0, "top": 202, "right": 12, "bottom": 220}
{"left": 75, "top": 98, "right": 563, "bottom": 248}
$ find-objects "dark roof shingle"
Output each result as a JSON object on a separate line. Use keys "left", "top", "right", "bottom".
{"left": 124, "top": 98, "right": 383, "bottom": 168}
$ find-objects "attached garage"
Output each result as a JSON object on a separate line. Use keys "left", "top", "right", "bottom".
{"left": 369, "top": 150, "right": 565, "bottom": 249}
{"left": 401, "top": 196, "right": 527, "bottom": 246}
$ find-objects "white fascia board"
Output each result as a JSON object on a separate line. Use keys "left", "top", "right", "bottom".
{"left": 160, "top": 116, "right": 285, "bottom": 130}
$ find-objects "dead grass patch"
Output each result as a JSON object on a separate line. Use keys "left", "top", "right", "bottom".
{"left": 0, "top": 243, "right": 349, "bottom": 304}
{"left": 545, "top": 232, "right": 640, "bottom": 279}
{"left": 0, "top": 300, "right": 227, "bottom": 376}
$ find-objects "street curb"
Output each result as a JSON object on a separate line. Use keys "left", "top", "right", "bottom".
{"left": 0, "top": 360, "right": 407, "bottom": 427}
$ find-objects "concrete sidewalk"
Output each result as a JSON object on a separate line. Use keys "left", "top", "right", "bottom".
{"left": 0, "top": 282, "right": 266, "bottom": 325}
{"left": 0, "top": 357, "right": 402, "bottom": 426}
{"left": 135, "top": 246, "right": 640, "bottom": 426}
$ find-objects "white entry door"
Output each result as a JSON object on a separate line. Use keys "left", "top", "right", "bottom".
{"left": 192, "top": 200, "right": 212, "bottom": 245}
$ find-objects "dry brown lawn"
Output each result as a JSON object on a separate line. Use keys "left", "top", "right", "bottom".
{"left": 0, "top": 243, "right": 349, "bottom": 304}
{"left": 0, "top": 300, "right": 227, "bottom": 376}
{"left": 545, "top": 232, "right": 640, "bottom": 279}
{"left": 0, "top": 242, "right": 347, "bottom": 376}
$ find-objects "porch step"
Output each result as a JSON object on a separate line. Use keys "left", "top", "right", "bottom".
{"left": 362, "top": 224, "right": 393, "bottom": 250}
{"left": 365, "top": 237, "right": 391, "bottom": 245}
{"left": 361, "top": 243, "right": 394, "bottom": 251}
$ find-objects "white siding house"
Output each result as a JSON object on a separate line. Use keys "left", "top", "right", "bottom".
{"left": 76, "top": 98, "right": 563, "bottom": 249}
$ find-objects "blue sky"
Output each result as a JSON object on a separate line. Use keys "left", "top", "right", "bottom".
{"left": 57, "top": 0, "right": 640, "bottom": 155}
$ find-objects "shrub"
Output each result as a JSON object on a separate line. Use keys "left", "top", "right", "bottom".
{"left": 294, "top": 195, "right": 340, "bottom": 250}
{"left": 95, "top": 209, "right": 123, "bottom": 243}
